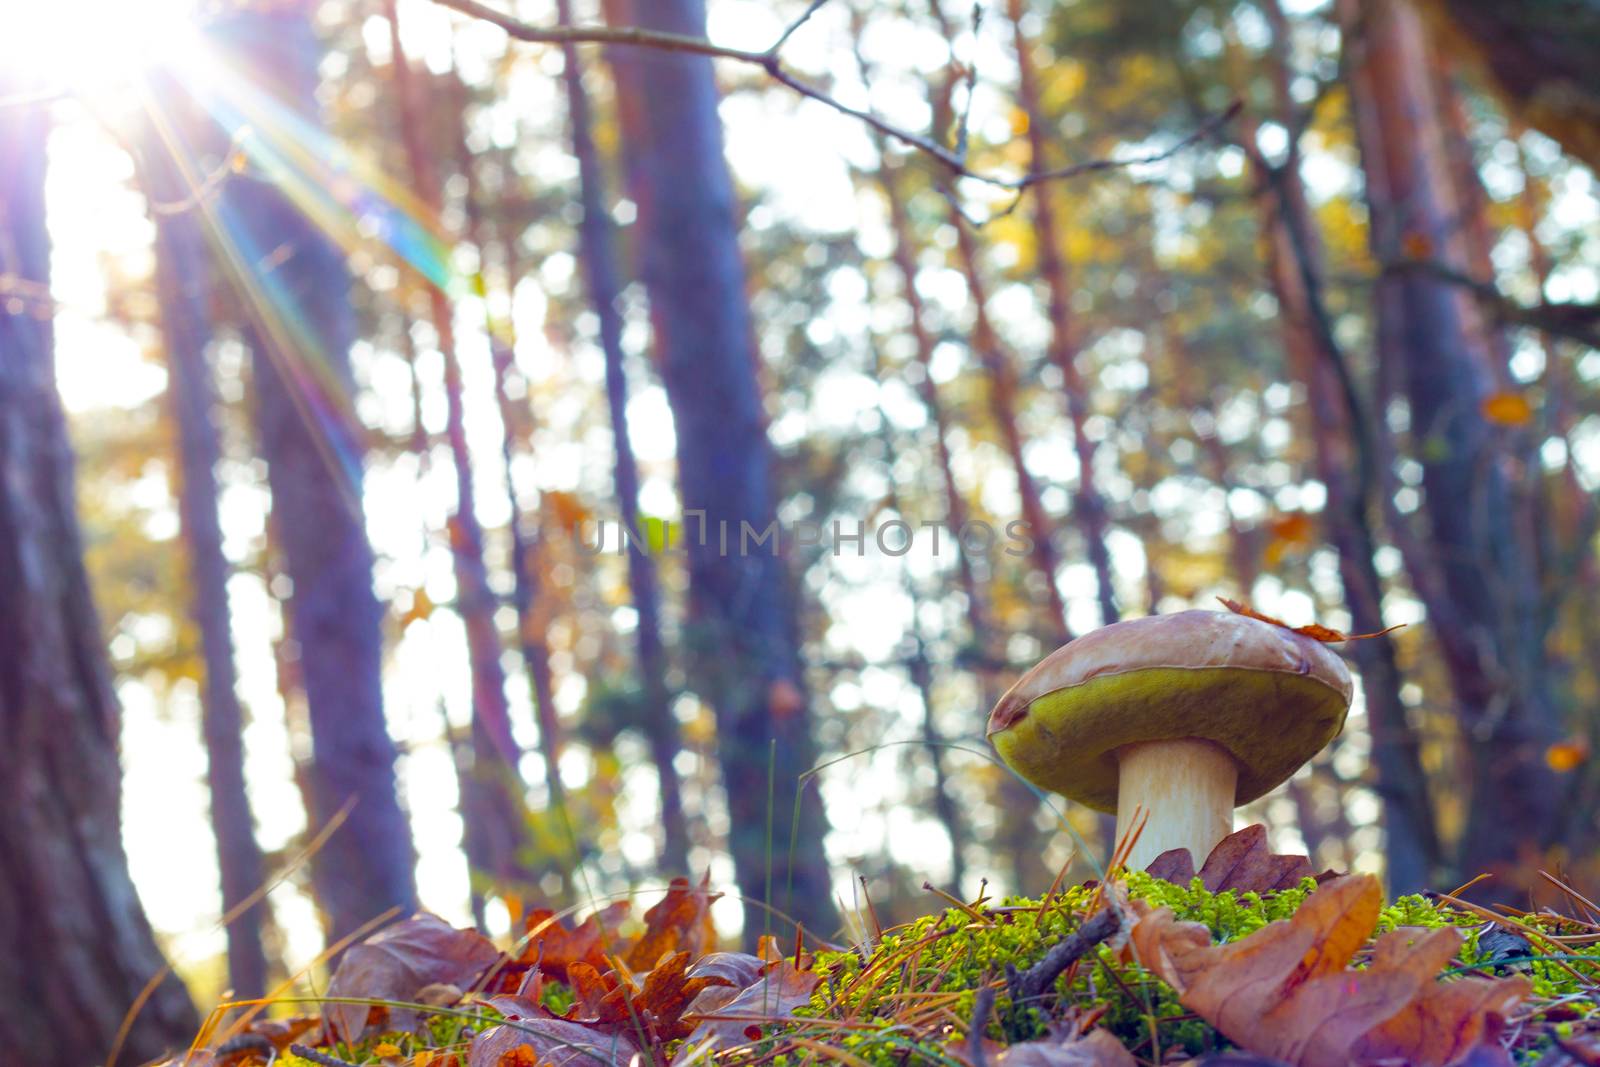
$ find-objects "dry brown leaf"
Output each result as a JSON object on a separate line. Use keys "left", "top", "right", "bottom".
{"left": 565, "top": 961, "right": 622, "bottom": 1024}
{"left": 674, "top": 958, "right": 822, "bottom": 1059}
{"left": 520, "top": 903, "right": 628, "bottom": 982}
{"left": 468, "top": 1015, "right": 641, "bottom": 1067}
{"left": 685, "top": 950, "right": 767, "bottom": 990}
{"left": 1146, "top": 824, "right": 1317, "bottom": 894}
{"left": 678, "top": 952, "right": 767, "bottom": 1023}
{"left": 1143, "top": 847, "right": 1200, "bottom": 885}
{"left": 635, "top": 949, "right": 738, "bottom": 1039}
{"left": 1216, "top": 597, "right": 1404, "bottom": 643}
{"left": 624, "top": 875, "right": 719, "bottom": 971}
{"left": 995, "top": 1028, "right": 1137, "bottom": 1067}
{"left": 1128, "top": 874, "right": 1530, "bottom": 1067}
{"left": 1354, "top": 928, "right": 1529, "bottom": 1064}
{"left": 323, "top": 912, "right": 503, "bottom": 1045}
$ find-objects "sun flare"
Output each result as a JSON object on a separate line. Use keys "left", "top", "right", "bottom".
{"left": 0, "top": 0, "right": 201, "bottom": 102}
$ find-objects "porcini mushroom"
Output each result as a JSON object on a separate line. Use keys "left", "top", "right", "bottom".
{"left": 987, "top": 609, "right": 1353, "bottom": 872}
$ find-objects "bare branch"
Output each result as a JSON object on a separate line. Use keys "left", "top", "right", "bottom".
{"left": 431, "top": 0, "right": 771, "bottom": 62}
{"left": 952, "top": 3, "right": 983, "bottom": 163}
{"left": 1384, "top": 257, "right": 1600, "bottom": 350}
{"left": 429, "top": 0, "right": 1238, "bottom": 193}
{"left": 768, "top": 0, "right": 834, "bottom": 55}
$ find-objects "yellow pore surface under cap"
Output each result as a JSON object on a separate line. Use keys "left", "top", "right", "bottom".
{"left": 991, "top": 664, "right": 1349, "bottom": 813}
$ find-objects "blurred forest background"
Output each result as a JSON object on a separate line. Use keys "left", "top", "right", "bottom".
{"left": 2, "top": 0, "right": 1599, "bottom": 1061}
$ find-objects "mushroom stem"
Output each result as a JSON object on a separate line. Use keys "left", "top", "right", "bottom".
{"left": 1114, "top": 738, "right": 1238, "bottom": 871}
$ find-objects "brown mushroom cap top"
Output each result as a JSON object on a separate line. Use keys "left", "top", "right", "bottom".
{"left": 987, "top": 609, "right": 1353, "bottom": 812}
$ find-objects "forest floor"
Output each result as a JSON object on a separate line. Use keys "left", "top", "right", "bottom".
{"left": 171, "top": 827, "right": 1600, "bottom": 1067}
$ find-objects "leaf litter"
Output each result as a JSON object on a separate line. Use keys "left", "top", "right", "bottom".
{"left": 169, "top": 835, "right": 1600, "bottom": 1067}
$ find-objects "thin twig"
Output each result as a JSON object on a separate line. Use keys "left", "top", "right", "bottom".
{"left": 288, "top": 1045, "right": 359, "bottom": 1067}
{"left": 951, "top": 4, "right": 983, "bottom": 163}
{"left": 429, "top": 0, "right": 1238, "bottom": 194}
{"left": 966, "top": 981, "right": 996, "bottom": 1067}
{"left": 1383, "top": 257, "right": 1600, "bottom": 349}
{"left": 769, "top": 0, "right": 835, "bottom": 54}
{"left": 1005, "top": 905, "right": 1122, "bottom": 1007}
{"left": 215, "top": 1034, "right": 277, "bottom": 1066}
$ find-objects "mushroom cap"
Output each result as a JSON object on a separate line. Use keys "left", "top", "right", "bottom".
{"left": 987, "top": 609, "right": 1353, "bottom": 812}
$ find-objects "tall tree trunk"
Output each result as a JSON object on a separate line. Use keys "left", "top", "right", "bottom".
{"left": 382, "top": 0, "right": 533, "bottom": 901}
{"left": 950, "top": 219, "right": 1073, "bottom": 648}
{"left": 1007, "top": 0, "right": 1119, "bottom": 627}
{"left": 214, "top": 4, "right": 417, "bottom": 939}
{"left": 922, "top": 0, "right": 1066, "bottom": 887}
{"left": 0, "top": 86, "right": 198, "bottom": 1066}
{"left": 1343, "top": 0, "right": 1564, "bottom": 885}
{"left": 601, "top": 0, "right": 836, "bottom": 936}
{"left": 1235, "top": 3, "right": 1441, "bottom": 891}
{"left": 864, "top": 334, "right": 969, "bottom": 893}
{"left": 487, "top": 234, "right": 568, "bottom": 826}
{"left": 437, "top": 54, "right": 570, "bottom": 880}
{"left": 877, "top": 154, "right": 994, "bottom": 671}
{"left": 922, "top": 0, "right": 1070, "bottom": 649}
{"left": 139, "top": 85, "right": 271, "bottom": 997}
{"left": 556, "top": 0, "right": 691, "bottom": 876}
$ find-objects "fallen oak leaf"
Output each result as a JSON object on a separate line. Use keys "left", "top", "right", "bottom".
{"left": 561, "top": 950, "right": 737, "bottom": 1041}
{"left": 565, "top": 961, "right": 629, "bottom": 1026}
{"left": 624, "top": 875, "right": 719, "bottom": 971}
{"left": 324, "top": 912, "right": 503, "bottom": 1045}
{"left": 1215, "top": 597, "right": 1404, "bottom": 644}
{"left": 1128, "top": 874, "right": 1531, "bottom": 1067}
{"left": 674, "top": 958, "right": 822, "bottom": 1061}
{"left": 684, "top": 950, "right": 766, "bottom": 989}
{"left": 1354, "top": 928, "right": 1529, "bottom": 1065}
{"left": 468, "top": 1015, "right": 641, "bottom": 1067}
{"left": 1196, "top": 824, "right": 1315, "bottom": 894}
{"left": 677, "top": 952, "right": 768, "bottom": 1023}
{"left": 519, "top": 903, "right": 628, "bottom": 982}
{"left": 994, "top": 1028, "right": 1136, "bottom": 1067}
{"left": 1142, "top": 847, "right": 1198, "bottom": 886}
{"left": 632, "top": 949, "right": 735, "bottom": 1039}
{"left": 1147, "top": 825, "right": 1329, "bottom": 892}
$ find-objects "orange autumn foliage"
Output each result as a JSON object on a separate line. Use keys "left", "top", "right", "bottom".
{"left": 1216, "top": 596, "right": 1404, "bottom": 643}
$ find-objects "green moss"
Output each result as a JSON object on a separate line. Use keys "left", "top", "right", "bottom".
{"left": 795, "top": 873, "right": 1586, "bottom": 1067}
{"left": 804, "top": 875, "right": 1301, "bottom": 1065}
{"left": 540, "top": 978, "right": 576, "bottom": 1017}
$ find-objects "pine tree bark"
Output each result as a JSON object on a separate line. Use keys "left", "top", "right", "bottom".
{"left": 556, "top": 0, "right": 691, "bottom": 875}
{"left": 1343, "top": 0, "right": 1565, "bottom": 885}
{"left": 1007, "top": 0, "right": 1119, "bottom": 627}
{"left": 877, "top": 156, "right": 994, "bottom": 667}
{"left": 0, "top": 86, "right": 199, "bottom": 1066}
{"left": 950, "top": 220, "right": 1073, "bottom": 649}
{"left": 1231, "top": 3, "right": 1441, "bottom": 891}
{"left": 923, "top": 0, "right": 1065, "bottom": 889}
{"left": 484, "top": 233, "right": 568, "bottom": 830}
{"left": 139, "top": 82, "right": 271, "bottom": 997}
{"left": 213, "top": 5, "right": 418, "bottom": 939}
{"left": 601, "top": 0, "right": 836, "bottom": 936}
{"left": 382, "top": 0, "right": 534, "bottom": 900}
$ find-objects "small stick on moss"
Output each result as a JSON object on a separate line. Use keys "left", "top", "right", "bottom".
{"left": 966, "top": 981, "right": 996, "bottom": 1067}
{"left": 216, "top": 1034, "right": 277, "bottom": 1065}
{"left": 1006, "top": 906, "right": 1122, "bottom": 1007}
{"left": 288, "top": 1045, "right": 360, "bottom": 1067}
